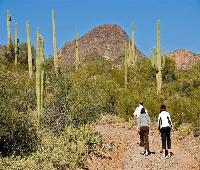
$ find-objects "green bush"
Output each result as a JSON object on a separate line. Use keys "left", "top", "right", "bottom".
{"left": 68, "top": 75, "right": 117, "bottom": 125}
{"left": 43, "top": 64, "right": 117, "bottom": 131}
{"left": 18, "top": 42, "right": 36, "bottom": 67}
{"left": 0, "top": 112, "right": 40, "bottom": 157}
{"left": 42, "top": 70, "right": 71, "bottom": 134}
{"left": 0, "top": 64, "right": 36, "bottom": 113}
{"left": 178, "top": 123, "right": 193, "bottom": 137}
{"left": 0, "top": 125, "right": 101, "bottom": 170}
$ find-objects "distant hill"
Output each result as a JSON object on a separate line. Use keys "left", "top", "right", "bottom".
{"left": 59, "top": 24, "right": 145, "bottom": 66}
{"left": 169, "top": 49, "right": 200, "bottom": 69}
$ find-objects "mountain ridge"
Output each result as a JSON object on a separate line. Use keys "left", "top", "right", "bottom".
{"left": 59, "top": 24, "right": 145, "bottom": 66}
{"left": 169, "top": 49, "right": 200, "bottom": 69}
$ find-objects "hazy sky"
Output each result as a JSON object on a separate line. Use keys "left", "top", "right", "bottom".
{"left": 0, "top": 0, "right": 200, "bottom": 56}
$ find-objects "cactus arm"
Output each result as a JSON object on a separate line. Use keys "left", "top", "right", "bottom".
{"left": 150, "top": 49, "right": 155, "bottom": 68}
{"left": 128, "top": 39, "right": 131, "bottom": 66}
{"left": 151, "top": 48, "right": 157, "bottom": 69}
{"left": 161, "top": 49, "right": 166, "bottom": 69}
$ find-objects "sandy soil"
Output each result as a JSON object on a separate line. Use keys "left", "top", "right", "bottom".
{"left": 85, "top": 123, "right": 200, "bottom": 170}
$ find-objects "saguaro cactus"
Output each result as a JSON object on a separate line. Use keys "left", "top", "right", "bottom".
{"left": 128, "top": 39, "right": 131, "bottom": 66}
{"left": 131, "top": 22, "right": 137, "bottom": 66}
{"left": 124, "top": 42, "right": 128, "bottom": 89}
{"left": 26, "top": 21, "right": 33, "bottom": 77}
{"left": 7, "top": 10, "right": 12, "bottom": 52}
{"left": 75, "top": 31, "right": 80, "bottom": 70}
{"left": 14, "top": 23, "right": 19, "bottom": 65}
{"left": 36, "top": 31, "right": 45, "bottom": 116}
{"left": 52, "top": 9, "right": 58, "bottom": 74}
{"left": 151, "top": 20, "right": 165, "bottom": 95}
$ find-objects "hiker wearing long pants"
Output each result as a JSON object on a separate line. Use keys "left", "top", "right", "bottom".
{"left": 137, "top": 107, "right": 151, "bottom": 156}
{"left": 158, "top": 104, "right": 173, "bottom": 158}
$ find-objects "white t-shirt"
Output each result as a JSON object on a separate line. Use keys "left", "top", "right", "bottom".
{"left": 133, "top": 105, "right": 147, "bottom": 118}
{"left": 158, "top": 111, "right": 173, "bottom": 129}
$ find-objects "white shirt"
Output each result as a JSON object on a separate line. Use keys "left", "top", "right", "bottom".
{"left": 158, "top": 111, "right": 173, "bottom": 129}
{"left": 133, "top": 105, "right": 147, "bottom": 118}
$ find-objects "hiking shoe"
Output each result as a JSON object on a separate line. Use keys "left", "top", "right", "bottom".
{"left": 145, "top": 149, "right": 150, "bottom": 156}
{"left": 140, "top": 150, "right": 146, "bottom": 155}
{"left": 166, "top": 152, "right": 172, "bottom": 159}
{"left": 163, "top": 152, "right": 166, "bottom": 157}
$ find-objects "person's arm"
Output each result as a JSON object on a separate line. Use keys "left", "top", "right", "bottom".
{"left": 148, "top": 114, "right": 151, "bottom": 126}
{"left": 167, "top": 112, "right": 173, "bottom": 128}
{"left": 157, "top": 114, "right": 161, "bottom": 130}
{"left": 137, "top": 115, "right": 141, "bottom": 130}
{"left": 146, "top": 114, "right": 151, "bottom": 127}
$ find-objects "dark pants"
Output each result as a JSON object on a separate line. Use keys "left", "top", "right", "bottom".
{"left": 139, "top": 126, "right": 149, "bottom": 150}
{"left": 160, "top": 127, "right": 171, "bottom": 150}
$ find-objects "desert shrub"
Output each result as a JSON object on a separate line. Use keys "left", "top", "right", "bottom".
{"left": 115, "top": 88, "right": 138, "bottom": 120}
{"left": 42, "top": 70, "right": 71, "bottom": 133}
{"left": 0, "top": 45, "right": 9, "bottom": 64}
{"left": 83, "top": 52, "right": 104, "bottom": 62}
{"left": 0, "top": 65, "right": 38, "bottom": 157}
{"left": 128, "top": 59, "right": 155, "bottom": 86}
{"left": 42, "top": 65, "right": 117, "bottom": 131}
{"left": 142, "top": 89, "right": 162, "bottom": 120}
{"left": 162, "top": 57, "right": 176, "bottom": 83}
{"left": 18, "top": 42, "right": 36, "bottom": 66}
{"left": 0, "top": 112, "right": 40, "bottom": 157}
{"left": 166, "top": 95, "right": 198, "bottom": 128}
{"left": 0, "top": 65, "right": 36, "bottom": 114}
{"left": 68, "top": 75, "right": 117, "bottom": 125}
{"left": 0, "top": 125, "right": 101, "bottom": 170}
{"left": 111, "top": 67, "right": 124, "bottom": 87}
{"left": 82, "top": 57, "right": 113, "bottom": 78}
{"left": 178, "top": 123, "right": 193, "bottom": 137}
{"left": 97, "top": 114, "right": 126, "bottom": 124}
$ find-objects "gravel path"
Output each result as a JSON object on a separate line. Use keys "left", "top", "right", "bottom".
{"left": 86, "top": 124, "right": 200, "bottom": 170}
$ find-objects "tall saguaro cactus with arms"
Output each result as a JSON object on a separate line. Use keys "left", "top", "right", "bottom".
{"left": 36, "top": 31, "right": 45, "bottom": 116}
{"left": 26, "top": 21, "right": 33, "bottom": 77}
{"left": 151, "top": 20, "right": 165, "bottom": 95}
{"left": 52, "top": 9, "right": 59, "bottom": 75}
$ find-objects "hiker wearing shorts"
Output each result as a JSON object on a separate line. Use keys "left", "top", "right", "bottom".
{"left": 137, "top": 107, "right": 151, "bottom": 156}
{"left": 158, "top": 104, "right": 173, "bottom": 158}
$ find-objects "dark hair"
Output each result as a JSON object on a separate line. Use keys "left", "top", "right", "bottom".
{"left": 141, "top": 107, "right": 146, "bottom": 114}
{"left": 160, "top": 104, "right": 167, "bottom": 112}
{"left": 139, "top": 101, "right": 143, "bottom": 106}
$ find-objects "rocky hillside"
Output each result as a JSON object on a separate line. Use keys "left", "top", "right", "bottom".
{"left": 59, "top": 24, "right": 145, "bottom": 66}
{"left": 169, "top": 49, "right": 200, "bottom": 69}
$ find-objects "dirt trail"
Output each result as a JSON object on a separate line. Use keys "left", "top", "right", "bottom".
{"left": 85, "top": 124, "right": 200, "bottom": 170}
